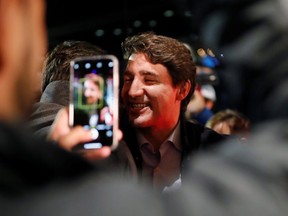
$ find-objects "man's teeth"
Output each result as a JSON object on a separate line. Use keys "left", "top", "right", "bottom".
{"left": 131, "top": 104, "right": 146, "bottom": 108}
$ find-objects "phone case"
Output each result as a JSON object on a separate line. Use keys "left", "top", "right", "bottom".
{"left": 69, "top": 55, "right": 119, "bottom": 150}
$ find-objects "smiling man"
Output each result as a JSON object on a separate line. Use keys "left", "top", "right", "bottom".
{"left": 120, "top": 31, "right": 225, "bottom": 191}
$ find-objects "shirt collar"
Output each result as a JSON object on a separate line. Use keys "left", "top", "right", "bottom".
{"left": 137, "top": 121, "right": 182, "bottom": 152}
{"left": 167, "top": 120, "right": 181, "bottom": 151}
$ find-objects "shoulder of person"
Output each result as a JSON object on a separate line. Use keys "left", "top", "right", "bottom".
{"left": 105, "top": 141, "right": 138, "bottom": 177}
{"left": 183, "top": 120, "right": 227, "bottom": 150}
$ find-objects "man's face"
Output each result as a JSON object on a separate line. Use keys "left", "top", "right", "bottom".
{"left": 121, "top": 53, "right": 182, "bottom": 129}
{"left": 84, "top": 79, "right": 101, "bottom": 104}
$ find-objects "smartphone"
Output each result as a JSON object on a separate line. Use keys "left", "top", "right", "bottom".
{"left": 69, "top": 55, "right": 119, "bottom": 150}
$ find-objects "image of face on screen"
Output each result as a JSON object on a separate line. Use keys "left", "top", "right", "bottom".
{"left": 83, "top": 74, "right": 103, "bottom": 106}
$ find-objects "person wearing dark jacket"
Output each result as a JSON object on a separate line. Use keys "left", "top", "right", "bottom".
{"left": 28, "top": 40, "right": 107, "bottom": 139}
{"left": 28, "top": 80, "right": 69, "bottom": 139}
{"left": 0, "top": 0, "right": 110, "bottom": 197}
{"left": 120, "top": 32, "right": 225, "bottom": 191}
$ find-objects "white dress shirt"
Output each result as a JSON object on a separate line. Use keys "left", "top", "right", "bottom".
{"left": 137, "top": 121, "right": 182, "bottom": 191}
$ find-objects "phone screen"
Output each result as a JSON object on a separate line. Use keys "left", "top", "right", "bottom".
{"left": 69, "top": 55, "right": 119, "bottom": 150}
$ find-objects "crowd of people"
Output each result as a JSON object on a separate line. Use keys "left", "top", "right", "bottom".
{"left": 1, "top": 0, "right": 288, "bottom": 215}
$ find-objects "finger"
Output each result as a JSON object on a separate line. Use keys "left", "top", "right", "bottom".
{"left": 49, "top": 107, "right": 70, "bottom": 141}
{"left": 57, "top": 126, "right": 93, "bottom": 151}
{"left": 117, "top": 129, "right": 123, "bottom": 141}
{"left": 80, "top": 146, "right": 111, "bottom": 161}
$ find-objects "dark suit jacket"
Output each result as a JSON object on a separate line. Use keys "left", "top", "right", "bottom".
{"left": 27, "top": 81, "right": 69, "bottom": 139}
{"left": 119, "top": 112, "right": 226, "bottom": 180}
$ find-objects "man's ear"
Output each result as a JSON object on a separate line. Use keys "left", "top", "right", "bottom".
{"left": 177, "top": 80, "right": 191, "bottom": 100}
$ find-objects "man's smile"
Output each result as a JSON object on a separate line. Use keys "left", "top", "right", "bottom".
{"left": 129, "top": 103, "right": 147, "bottom": 108}
{"left": 128, "top": 103, "right": 150, "bottom": 113}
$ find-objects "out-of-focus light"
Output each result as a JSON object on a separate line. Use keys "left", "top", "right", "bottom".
{"left": 133, "top": 20, "right": 142, "bottom": 28}
{"left": 85, "top": 63, "right": 91, "bottom": 69}
{"left": 74, "top": 64, "right": 79, "bottom": 70}
{"left": 209, "top": 75, "right": 217, "bottom": 81}
{"left": 95, "top": 29, "right": 105, "bottom": 37}
{"left": 163, "top": 10, "right": 174, "bottom": 17}
{"left": 184, "top": 11, "right": 192, "bottom": 17}
{"left": 108, "top": 61, "right": 114, "bottom": 68}
{"left": 106, "top": 130, "right": 113, "bottom": 137}
{"left": 96, "top": 62, "right": 103, "bottom": 68}
{"left": 113, "top": 28, "right": 122, "bottom": 36}
{"left": 148, "top": 20, "right": 157, "bottom": 27}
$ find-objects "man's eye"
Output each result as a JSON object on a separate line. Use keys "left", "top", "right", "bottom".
{"left": 144, "top": 78, "right": 157, "bottom": 84}
{"left": 123, "top": 76, "right": 133, "bottom": 83}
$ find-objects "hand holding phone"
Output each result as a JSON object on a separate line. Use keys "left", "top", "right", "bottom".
{"left": 49, "top": 107, "right": 112, "bottom": 160}
{"left": 69, "top": 55, "right": 119, "bottom": 150}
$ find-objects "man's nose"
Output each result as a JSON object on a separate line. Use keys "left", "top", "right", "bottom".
{"left": 128, "top": 78, "right": 144, "bottom": 97}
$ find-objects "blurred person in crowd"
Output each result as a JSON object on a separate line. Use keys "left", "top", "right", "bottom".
{"left": 205, "top": 108, "right": 251, "bottom": 140}
{"left": 184, "top": 46, "right": 219, "bottom": 125}
{"left": 185, "top": 84, "right": 217, "bottom": 125}
{"left": 201, "top": 84, "right": 217, "bottom": 110}
{"left": 28, "top": 40, "right": 107, "bottom": 139}
{"left": 0, "top": 0, "right": 121, "bottom": 198}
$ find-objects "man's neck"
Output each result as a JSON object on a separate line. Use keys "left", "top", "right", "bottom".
{"left": 137, "top": 120, "right": 180, "bottom": 152}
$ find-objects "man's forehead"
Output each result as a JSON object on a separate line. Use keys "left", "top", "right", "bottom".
{"left": 128, "top": 53, "right": 137, "bottom": 61}
{"left": 128, "top": 53, "right": 139, "bottom": 61}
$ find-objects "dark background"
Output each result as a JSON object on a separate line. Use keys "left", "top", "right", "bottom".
{"left": 45, "top": 0, "right": 224, "bottom": 110}
{"left": 46, "top": 0, "right": 201, "bottom": 60}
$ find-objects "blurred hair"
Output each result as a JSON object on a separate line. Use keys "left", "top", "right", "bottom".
{"left": 42, "top": 40, "right": 106, "bottom": 92}
{"left": 206, "top": 109, "right": 250, "bottom": 135}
